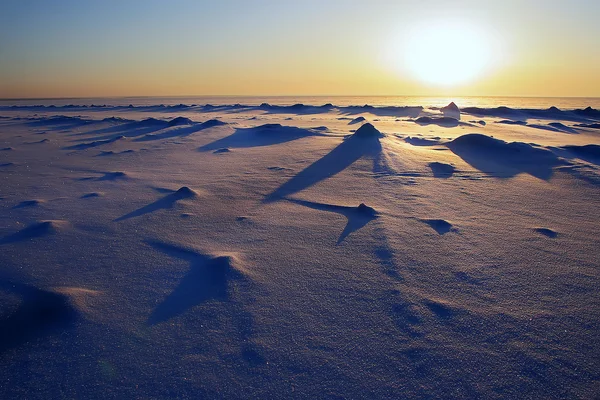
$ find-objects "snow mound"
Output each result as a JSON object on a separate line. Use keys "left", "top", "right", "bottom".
{"left": 448, "top": 134, "right": 566, "bottom": 180}
{"left": 352, "top": 123, "right": 384, "bottom": 138}
{"left": 421, "top": 219, "right": 454, "bottom": 235}
{"left": 429, "top": 162, "right": 455, "bottom": 178}
{"left": 13, "top": 199, "right": 45, "bottom": 208}
{"left": 99, "top": 171, "right": 128, "bottom": 181}
{"left": 356, "top": 203, "right": 377, "bottom": 216}
{"left": 0, "top": 220, "right": 69, "bottom": 244}
{"left": 441, "top": 102, "right": 461, "bottom": 120}
{"left": 174, "top": 186, "right": 199, "bottom": 199}
{"left": 534, "top": 227, "right": 558, "bottom": 238}
{"left": 81, "top": 192, "right": 102, "bottom": 198}
{"left": 0, "top": 283, "right": 80, "bottom": 353}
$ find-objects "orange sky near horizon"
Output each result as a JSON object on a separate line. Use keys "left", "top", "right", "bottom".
{"left": 1, "top": 0, "right": 599, "bottom": 99}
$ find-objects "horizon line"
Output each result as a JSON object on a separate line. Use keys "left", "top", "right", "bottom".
{"left": 1, "top": 94, "right": 599, "bottom": 101}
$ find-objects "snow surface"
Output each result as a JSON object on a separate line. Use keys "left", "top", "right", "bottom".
{"left": 1, "top": 102, "right": 599, "bottom": 398}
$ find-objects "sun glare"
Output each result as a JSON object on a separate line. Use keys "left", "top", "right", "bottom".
{"left": 388, "top": 19, "right": 497, "bottom": 87}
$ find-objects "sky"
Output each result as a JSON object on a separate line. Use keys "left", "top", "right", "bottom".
{"left": 1, "top": 0, "right": 599, "bottom": 98}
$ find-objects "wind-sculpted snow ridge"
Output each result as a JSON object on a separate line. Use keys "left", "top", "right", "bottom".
{"left": 352, "top": 122, "right": 385, "bottom": 138}
{"left": 440, "top": 102, "right": 461, "bottom": 120}
{"left": 558, "top": 144, "right": 600, "bottom": 165}
{"left": 446, "top": 134, "right": 567, "bottom": 180}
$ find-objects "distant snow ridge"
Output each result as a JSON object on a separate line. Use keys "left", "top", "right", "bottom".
{"left": 257, "top": 103, "right": 334, "bottom": 113}
{"left": 574, "top": 122, "right": 600, "bottom": 129}
{"left": 1, "top": 102, "right": 598, "bottom": 116}
{"left": 168, "top": 117, "right": 194, "bottom": 126}
{"left": 461, "top": 105, "right": 600, "bottom": 120}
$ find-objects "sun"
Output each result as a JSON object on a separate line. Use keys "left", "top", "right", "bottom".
{"left": 390, "top": 19, "right": 496, "bottom": 87}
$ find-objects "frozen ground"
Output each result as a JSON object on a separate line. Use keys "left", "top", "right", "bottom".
{"left": 1, "top": 102, "right": 599, "bottom": 398}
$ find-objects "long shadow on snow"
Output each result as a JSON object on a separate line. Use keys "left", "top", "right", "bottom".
{"left": 264, "top": 127, "right": 382, "bottom": 202}
{"left": 144, "top": 241, "right": 246, "bottom": 326}
{"left": 145, "top": 241, "right": 263, "bottom": 364}
{"left": 114, "top": 187, "right": 197, "bottom": 221}
{"left": 286, "top": 198, "right": 378, "bottom": 244}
